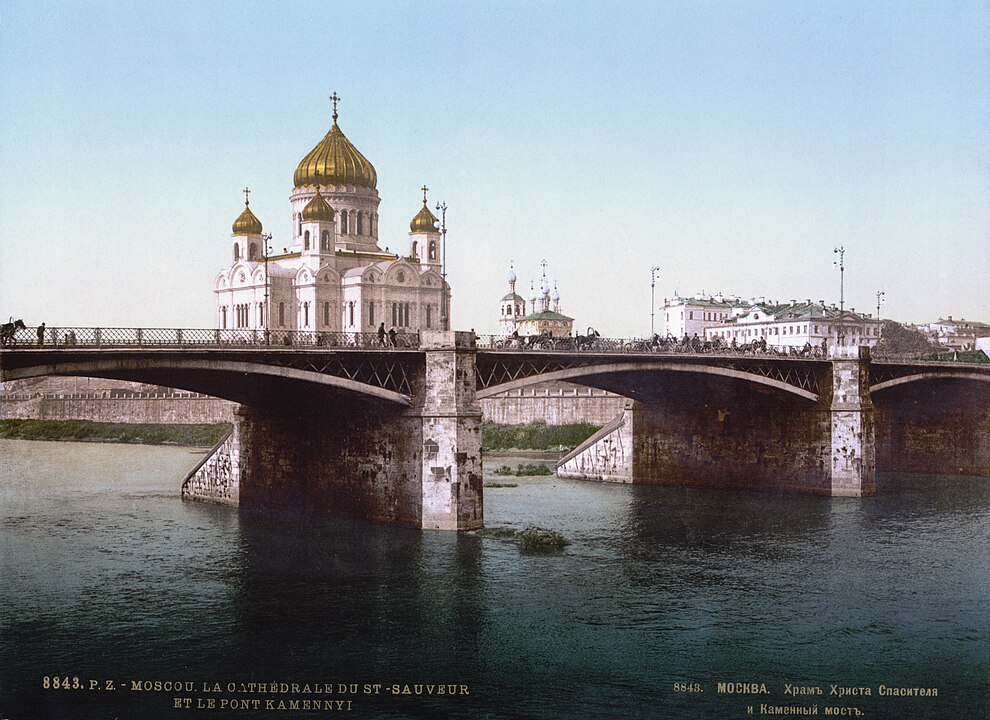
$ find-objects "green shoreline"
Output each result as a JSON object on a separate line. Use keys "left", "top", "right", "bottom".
{"left": 0, "top": 419, "right": 601, "bottom": 451}
{"left": 0, "top": 419, "right": 230, "bottom": 447}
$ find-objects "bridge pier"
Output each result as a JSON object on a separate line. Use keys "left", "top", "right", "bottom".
{"left": 183, "top": 332, "right": 483, "bottom": 530}
{"left": 561, "top": 349, "right": 876, "bottom": 496}
{"left": 828, "top": 348, "right": 876, "bottom": 496}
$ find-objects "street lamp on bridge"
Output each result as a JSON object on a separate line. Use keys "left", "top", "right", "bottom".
{"left": 876, "top": 290, "right": 885, "bottom": 336}
{"left": 650, "top": 265, "right": 661, "bottom": 338}
{"left": 435, "top": 201, "right": 449, "bottom": 330}
{"left": 262, "top": 233, "right": 272, "bottom": 342}
{"left": 833, "top": 246, "right": 846, "bottom": 312}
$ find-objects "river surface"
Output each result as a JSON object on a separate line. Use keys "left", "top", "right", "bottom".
{"left": 0, "top": 440, "right": 987, "bottom": 719}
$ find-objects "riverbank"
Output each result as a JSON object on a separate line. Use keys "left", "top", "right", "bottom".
{"left": 481, "top": 421, "right": 600, "bottom": 452}
{"left": 0, "top": 419, "right": 229, "bottom": 446}
{"left": 0, "top": 419, "right": 600, "bottom": 452}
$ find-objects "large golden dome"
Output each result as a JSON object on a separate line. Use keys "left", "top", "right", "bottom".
{"left": 294, "top": 108, "right": 377, "bottom": 189}
{"left": 301, "top": 187, "right": 335, "bottom": 222}
{"left": 232, "top": 202, "right": 263, "bottom": 235}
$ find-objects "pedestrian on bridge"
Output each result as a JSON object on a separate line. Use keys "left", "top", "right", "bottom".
{"left": 378, "top": 322, "right": 386, "bottom": 345}
{"left": 36, "top": 322, "right": 45, "bottom": 346}
{"left": 388, "top": 327, "right": 397, "bottom": 347}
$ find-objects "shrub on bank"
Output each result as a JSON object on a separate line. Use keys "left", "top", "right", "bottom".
{"left": 482, "top": 421, "right": 600, "bottom": 451}
{"left": 0, "top": 419, "right": 230, "bottom": 446}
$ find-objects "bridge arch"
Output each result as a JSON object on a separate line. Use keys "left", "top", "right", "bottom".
{"left": 871, "top": 372, "right": 990, "bottom": 394}
{"left": 3, "top": 357, "right": 412, "bottom": 406}
{"left": 477, "top": 361, "right": 820, "bottom": 402}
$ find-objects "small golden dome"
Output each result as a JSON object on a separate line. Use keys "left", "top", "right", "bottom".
{"left": 410, "top": 201, "right": 438, "bottom": 233}
{"left": 232, "top": 201, "right": 263, "bottom": 235}
{"left": 301, "top": 188, "right": 335, "bottom": 222}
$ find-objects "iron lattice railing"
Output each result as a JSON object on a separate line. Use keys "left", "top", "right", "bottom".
{"left": 475, "top": 334, "right": 832, "bottom": 358}
{"left": 0, "top": 326, "right": 420, "bottom": 350}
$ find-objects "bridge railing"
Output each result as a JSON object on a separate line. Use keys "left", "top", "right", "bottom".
{"left": 0, "top": 326, "right": 421, "bottom": 350}
{"left": 475, "top": 334, "right": 832, "bottom": 358}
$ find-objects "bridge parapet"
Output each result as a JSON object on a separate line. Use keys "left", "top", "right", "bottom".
{"left": 0, "top": 326, "right": 420, "bottom": 350}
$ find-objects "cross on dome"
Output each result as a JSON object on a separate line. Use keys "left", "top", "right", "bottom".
{"left": 421, "top": 185, "right": 429, "bottom": 204}
{"left": 329, "top": 91, "right": 340, "bottom": 123}
{"left": 242, "top": 187, "right": 251, "bottom": 206}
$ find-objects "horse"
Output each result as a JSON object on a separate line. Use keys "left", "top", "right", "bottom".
{"left": 574, "top": 327, "right": 600, "bottom": 351}
{"left": 1, "top": 319, "right": 26, "bottom": 345}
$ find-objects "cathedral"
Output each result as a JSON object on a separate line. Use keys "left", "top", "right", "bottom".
{"left": 215, "top": 94, "right": 449, "bottom": 338}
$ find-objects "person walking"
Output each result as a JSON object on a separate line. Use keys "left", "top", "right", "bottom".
{"left": 36, "top": 322, "right": 45, "bottom": 346}
{"left": 377, "top": 322, "right": 386, "bottom": 345}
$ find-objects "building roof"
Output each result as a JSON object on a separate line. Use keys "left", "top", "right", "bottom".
{"left": 520, "top": 310, "right": 574, "bottom": 322}
{"left": 501, "top": 292, "right": 525, "bottom": 302}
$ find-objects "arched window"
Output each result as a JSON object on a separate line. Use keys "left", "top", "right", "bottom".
{"left": 340, "top": 210, "right": 348, "bottom": 235}
{"left": 411, "top": 240, "right": 418, "bottom": 257}
{"left": 356, "top": 211, "right": 363, "bottom": 235}
{"left": 303, "top": 302, "right": 309, "bottom": 328}
{"left": 278, "top": 302, "right": 285, "bottom": 327}
{"left": 304, "top": 230, "right": 310, "bottom": 250}
{"left": 233, "top": 243, "right": 240, "bottom": 261}
{"left": 297, "top": 213, "right": 301, "bottom": 236}
{"left": 221, "top": 306, "right": 227, "bottom": 329}
{"left": 368, "top": 301, "right": 375, "bottom": 326}
{"left": 321, "top": 230, "right": 330, "bottom": 251}
{"left": 348, "top": 302, "right": 355, "bottom": 327}
{"left": 323, "top": 302, "right": 330, "bottom": 326}
{"left": 429, "top": 241, "right": 436, "bottom": 260}
{"left": 426, "top": 304, "right": 432, "bottom": 328}
{"left": 249, "top": 243, "right": 258, "bottom": 260}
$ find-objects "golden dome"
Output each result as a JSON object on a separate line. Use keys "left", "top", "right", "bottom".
{"left": 409, "top": 186, "right": 438, "bottom": 233}
{"left": 294, "top": 112, "right": 377, "bottom": 189}
{"left": 410, "top": 201, "right": 438, "bottom": 233}
{"left": 301, "top": 188, "right": 335, "bottom": 222}
{"left": 232, "top": 201, "right": 263, "bottom": 235}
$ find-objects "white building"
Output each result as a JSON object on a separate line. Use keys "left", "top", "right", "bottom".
{"left": 705, "top": 301, "right": 881, "bottom": 351}
{"left": 663, "top": 294, "right": 737, "bottom": 339}
{"left": 215, "top": 96, "right": 449, "bottom": 337}
{"left": 920, "top": 316, "right": 990, "bottom": 351}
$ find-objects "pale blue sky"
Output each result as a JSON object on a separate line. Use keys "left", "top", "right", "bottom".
{"left": 1, "top": 0, "right": 987, "bottom": 335}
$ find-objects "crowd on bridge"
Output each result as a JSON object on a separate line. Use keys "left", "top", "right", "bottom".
{"left": 487, "top": 328, "right": 830, "bottom": 357}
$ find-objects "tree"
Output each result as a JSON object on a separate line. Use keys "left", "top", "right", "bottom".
{"left": 874, "top": 320, "right": 942, "bottom": 354}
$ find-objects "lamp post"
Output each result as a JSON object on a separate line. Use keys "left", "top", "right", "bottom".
{"left": 650, "top": 265, "right": 661, "bottom": 337}
{"left": 435, "top": 200, "right": 448, "bottom": 330}
{"left": 262, "top": 233, "right": 272, "bottom": 342}
{"left": 876, "top": 290, "right": 885, "bottom": 339}
{"left": 833, "top": 246, "right": 845, "bottom": 311}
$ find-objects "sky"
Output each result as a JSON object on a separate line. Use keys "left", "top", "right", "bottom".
{"left": 0, "top": 0, "right": 987, "bottom": 337}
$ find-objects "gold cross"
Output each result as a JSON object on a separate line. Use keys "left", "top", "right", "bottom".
{"left": 421, "top": 185, "right": 429, "bottom": 204}
{"left": 242, "top": 187, "right": 251, "bottom": 206}
{"left": 330, "top": 91, "right": 340, "bottom": 122}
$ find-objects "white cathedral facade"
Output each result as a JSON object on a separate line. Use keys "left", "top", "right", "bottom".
{"left": 215, "top": 96, "right": 449, "bottom": 338}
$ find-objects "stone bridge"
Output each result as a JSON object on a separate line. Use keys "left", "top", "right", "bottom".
{"left": 2, "top": 326, "right": 988, "bottom": 529}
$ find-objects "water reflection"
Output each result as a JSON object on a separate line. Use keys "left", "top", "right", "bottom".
{"left": 0, "top": 441, "right": 987, "bottom": 719}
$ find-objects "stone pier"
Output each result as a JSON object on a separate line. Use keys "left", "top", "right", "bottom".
{"left": 560, "top": 348, "right": 876, "bottom": 496}
{"left": 182, "top": 331, "right": 483, "bottom": 530}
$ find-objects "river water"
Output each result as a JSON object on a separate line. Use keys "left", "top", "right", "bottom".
{"left": 0, "top": 439, "right": 987, "bottom": 719}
